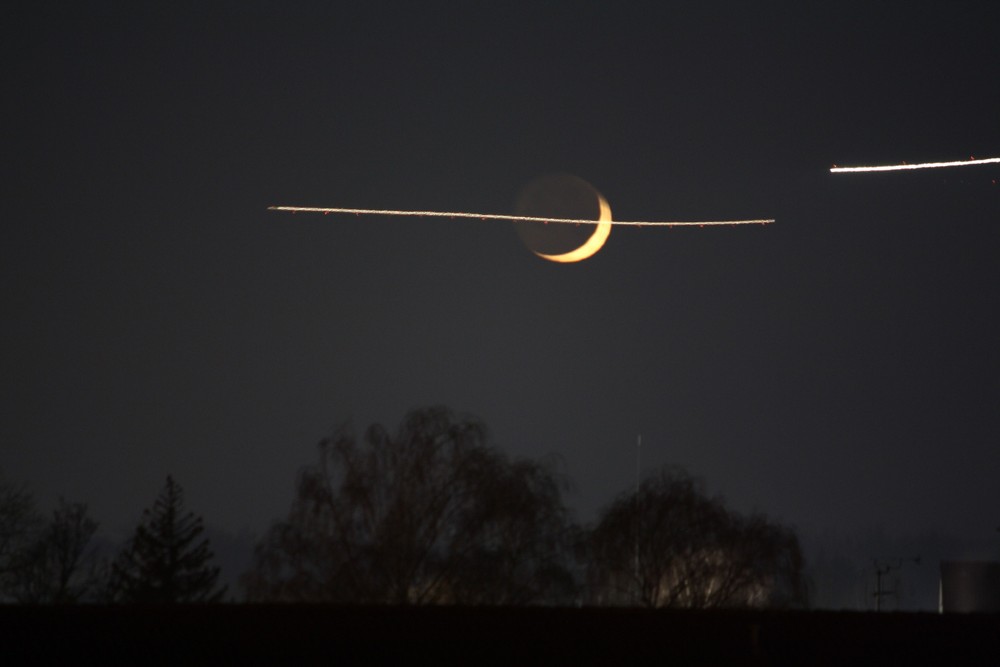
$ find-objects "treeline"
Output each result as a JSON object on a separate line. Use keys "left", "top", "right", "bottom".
{"left": 1, "top": 406, "right": 806, "bottom": 607}
{"left": 0, "top": 475, "right": 224, "bottom": 603}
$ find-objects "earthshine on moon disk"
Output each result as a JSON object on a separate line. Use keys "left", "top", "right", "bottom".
{"left": 512, "top": 174, "right": 612, "bottom": 263}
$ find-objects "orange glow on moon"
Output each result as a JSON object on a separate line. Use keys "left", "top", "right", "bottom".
{"left": 533, "top": 194, "right": 612, "bottom": 263}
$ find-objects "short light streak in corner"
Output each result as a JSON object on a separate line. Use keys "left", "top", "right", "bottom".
{"left": 267, "top": 206, "right": 774, "bottom": 227}
{"left": 830, "top": 156, "right": 1000, "bottom": 173}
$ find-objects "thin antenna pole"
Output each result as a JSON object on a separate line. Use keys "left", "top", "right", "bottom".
{"left": 636, "top": 434, "right": 642, "bottom": 496}
{"left": 634, "top": 434, "right": 642, "bottom": 601}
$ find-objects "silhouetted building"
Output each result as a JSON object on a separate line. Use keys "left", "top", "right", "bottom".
{"left": 939, "top": 561, "right": 1000, "bottom": 613}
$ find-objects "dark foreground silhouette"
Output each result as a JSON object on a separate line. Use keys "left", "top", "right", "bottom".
{"left": 4, "top": 605, "right": 999, "bottom": 665}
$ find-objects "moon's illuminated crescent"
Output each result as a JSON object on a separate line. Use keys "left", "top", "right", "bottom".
{"left": 533, "top": 194, "right": 612, "bottom": 263}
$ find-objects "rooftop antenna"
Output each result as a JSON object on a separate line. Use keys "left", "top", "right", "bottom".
{"left": 873, "top": 557, "right": 921, "bottom": 611}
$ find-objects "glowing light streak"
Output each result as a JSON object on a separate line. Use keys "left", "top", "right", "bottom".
{"left": 267, "top": 206, "right": 774, "bottom": 227}
{"left": 830, "top": 156, "right": 1000, "bottom": 173}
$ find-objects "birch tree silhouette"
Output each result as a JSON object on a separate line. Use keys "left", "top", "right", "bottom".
{"left": 243, "top": 406, "right": 575, "bottom": 604}
{"left": 587, "top": 466, "right": 805, "bottom": 608}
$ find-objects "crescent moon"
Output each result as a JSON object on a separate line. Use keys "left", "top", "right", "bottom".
{"left": 533, "top": 194, "right": 612, "bottom": 263}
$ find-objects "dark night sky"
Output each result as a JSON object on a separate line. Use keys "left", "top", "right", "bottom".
{"left": 4, "top": 2, "right": 999, "bottom": 599}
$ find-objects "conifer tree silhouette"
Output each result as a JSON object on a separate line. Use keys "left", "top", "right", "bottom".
{"left": 108, "top": 476, "right": 225, "bottom": 603}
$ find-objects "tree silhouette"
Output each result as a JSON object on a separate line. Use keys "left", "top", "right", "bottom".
{"left": 586, "top": 466, "right": 806, "bottom": 608}
{"left": 242, "top": 406, "right": 575, "bottom": 604}
{"left": 0, "top": 476, "right": 41, "bottom": 601}
{"left": 8, "top": 499, "right": 102, "bottom": 603}
{"left": 108, "top": 476, "right": 225, "bottom": 603}
{"left": 1, "top": 475, "right": 104, "bottom": 603}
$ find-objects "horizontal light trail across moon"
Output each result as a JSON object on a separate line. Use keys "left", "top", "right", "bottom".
{"left": 267, "top": 206, "right": 774, "bottom": 227}
{"left": 830, "top": 156, "right": 1000, "bottom": 173}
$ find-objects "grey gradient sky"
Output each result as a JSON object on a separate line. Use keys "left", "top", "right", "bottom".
{"left": 4, "top": 1, "right": 999, "bottom": 571}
